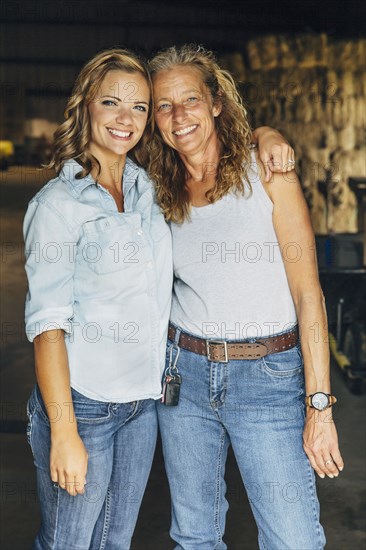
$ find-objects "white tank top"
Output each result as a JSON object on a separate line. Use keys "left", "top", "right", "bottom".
{"left": 170, "top": 154, "right": 298, "bottom": 339}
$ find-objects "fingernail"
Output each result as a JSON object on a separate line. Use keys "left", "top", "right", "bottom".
{"left": 328, "top": 474, "right": 334, "bottom": 478}
{"left": 334, "top": 473, "right": 339, "bottom": 477}
{"left": 319, "top": 474, "right": 325, "bottom": 478}
{"left": 339, "top": 466, "right": 344, "bottom": 471}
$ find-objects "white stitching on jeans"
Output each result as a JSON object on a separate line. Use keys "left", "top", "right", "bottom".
{"left": 99, "top": 485, "right": 112, "bottom": 549}
{"left": 213, "top": 426, "right": 227, "bottom": 547}
{"left": 306, "top": 460, "right": 325, "bottom": 549}
{"left": 52, "top": 484, "right": 60, "bottom": 549}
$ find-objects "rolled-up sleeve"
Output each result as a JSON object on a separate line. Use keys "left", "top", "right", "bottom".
{"left": 23, "top": 200, "right": 76, "bottom": 342}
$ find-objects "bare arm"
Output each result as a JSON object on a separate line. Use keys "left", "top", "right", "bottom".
{"left": 258, "top": 158, "right": 344, "bottom": 479}
{"left": 34, "top": 329, "right": 88, "bottom": 496}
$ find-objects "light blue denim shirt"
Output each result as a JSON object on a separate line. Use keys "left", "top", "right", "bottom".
{"left": 24, "top": 158, "right": 172, "bottom": 402}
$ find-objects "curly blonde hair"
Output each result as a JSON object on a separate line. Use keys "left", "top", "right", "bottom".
{"left": 147, "top": 44, "right": 252, "bottom": 223}
{"left": 47, "top": 48, "right": 153, "bottom": 178}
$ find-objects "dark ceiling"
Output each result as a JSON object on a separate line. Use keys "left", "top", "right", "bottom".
{"left": 1, "top": 0, "right": 365, "bottom": 40}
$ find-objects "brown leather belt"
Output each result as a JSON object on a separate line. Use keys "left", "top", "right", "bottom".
{"left": 168, "top": 324, "right": 299, "bottom": 363}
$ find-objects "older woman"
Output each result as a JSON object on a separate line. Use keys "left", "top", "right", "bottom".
{"left": 148, "top": 45, "right": 343, "bottom": 549}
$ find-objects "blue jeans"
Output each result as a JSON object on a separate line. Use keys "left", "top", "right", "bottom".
{"left": 26, "top": 385, "right": 157, "bottom": 550}
{"left": 157, "top": 327, "right": 326, "bottom": 550}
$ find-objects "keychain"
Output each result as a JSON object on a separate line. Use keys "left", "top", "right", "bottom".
{"left": 162, "top": 343, "right": 182, "bottom": 406}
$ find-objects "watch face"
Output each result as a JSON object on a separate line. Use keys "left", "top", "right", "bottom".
{"left": 312, "top": 392, "right": 329, "bottom": 410}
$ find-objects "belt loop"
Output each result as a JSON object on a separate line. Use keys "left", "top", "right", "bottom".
{"left": 173, "top": 326, "right": 182, "bottom": 347}
{"left": 167, "top": 326, "right": 181, "bottom": 374}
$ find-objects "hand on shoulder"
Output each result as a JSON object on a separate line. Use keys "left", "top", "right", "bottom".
{"left": 254, "top": 151, "right": 300, "bottom": 205}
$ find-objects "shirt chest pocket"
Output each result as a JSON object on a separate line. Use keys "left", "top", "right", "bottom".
{"left": 80, "top": 215, "right": 142, "bottom": 275}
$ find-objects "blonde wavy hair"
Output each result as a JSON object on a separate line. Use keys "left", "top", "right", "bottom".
{"left": 147, "top": 44, "right": 252, "bottom": 223}
{"left": 47, "top": 48, "right": 153, "bottom": 178}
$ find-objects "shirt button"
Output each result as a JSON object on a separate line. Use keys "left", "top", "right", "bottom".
{"left": 147, "top": 261, "right": 153, "bottom": 268}
{"left": 137, "top": 230, "right": 143, "bottom": 236}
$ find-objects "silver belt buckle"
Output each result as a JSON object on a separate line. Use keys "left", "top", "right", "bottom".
{"left": 206, "top": 340, "right": 229, "bottom": 363}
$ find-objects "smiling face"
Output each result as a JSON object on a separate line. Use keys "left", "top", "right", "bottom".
{"left": 87, "top": 70, "right": 150, "bottom": 162}
{"left": 152, "top": 66, "right": 221, "bottom": 159}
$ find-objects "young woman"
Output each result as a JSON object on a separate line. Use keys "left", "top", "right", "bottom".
{"left": 148, "top": 45, "right": 344, "bottom": 549}
{"left": 24, "top": 47, "right": 291, "bottom": 549}
{"left": 24, "top": 48, "right": 173, "bottom": 549}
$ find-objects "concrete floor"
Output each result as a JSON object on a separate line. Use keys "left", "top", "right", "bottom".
{"left": 1, "top": 168, "right": 366, "bottom": 549}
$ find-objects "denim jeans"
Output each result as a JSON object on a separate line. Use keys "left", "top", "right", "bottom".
{"left": 157, "top": 327, "right": 326, "bottom": 550}
{"left": 26, "top": 385, "right": 157, "bottom": 550}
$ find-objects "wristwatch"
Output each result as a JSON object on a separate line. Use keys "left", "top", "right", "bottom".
{"left": 305, "top": 392, "right": 337, "bottom": 411}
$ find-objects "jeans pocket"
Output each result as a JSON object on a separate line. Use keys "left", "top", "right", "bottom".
{"left": 71, "top": 388, "right": 111, "bottom": 424}
{"left": 261, "top": 344, "right": 303, "bottom": 377}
